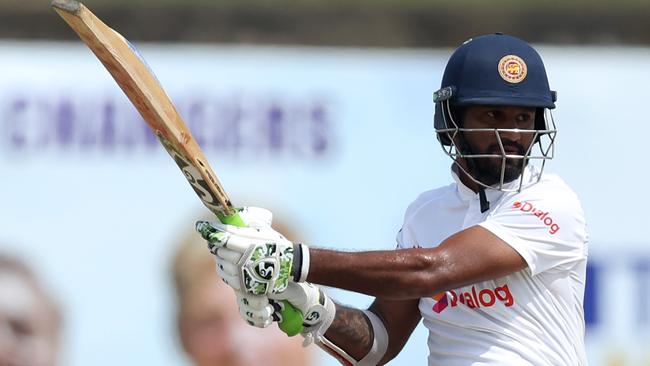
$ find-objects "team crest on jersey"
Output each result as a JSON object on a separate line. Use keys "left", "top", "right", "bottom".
{"left": 498, "top": 55, "right": 527, "bottom": 84}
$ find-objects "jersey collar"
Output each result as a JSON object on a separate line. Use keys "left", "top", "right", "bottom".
{"left": 451, "top": 165, "right": 540, "bottom": 204}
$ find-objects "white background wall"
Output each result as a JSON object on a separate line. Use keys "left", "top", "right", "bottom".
{"left": 1, "top": 41, "right": 649, "bottom": 365}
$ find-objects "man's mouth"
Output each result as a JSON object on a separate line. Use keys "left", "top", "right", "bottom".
{"left": 503, "top": 146, "right": 522, "bottom": 155}
{"left": 487, "top": 143, "right": 525, "bottom": 156}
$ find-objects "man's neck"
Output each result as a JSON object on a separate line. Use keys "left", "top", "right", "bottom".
{"left": 453, "top": 162, "right": 481, "bottom": 194}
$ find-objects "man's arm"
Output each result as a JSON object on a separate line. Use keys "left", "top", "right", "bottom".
{"left": 308, "top": 225, "right": 526, "bottom": 299}
{"left": 323, "top": 298, "right": 422, "bottom": 364}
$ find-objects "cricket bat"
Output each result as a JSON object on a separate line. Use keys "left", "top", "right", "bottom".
{"left": 51, "top": 0, "right": 303, "bottom": 336}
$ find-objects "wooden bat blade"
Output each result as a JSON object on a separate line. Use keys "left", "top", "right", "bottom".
{"left": 51, "top": 0, "right": 236, "bottom": 218}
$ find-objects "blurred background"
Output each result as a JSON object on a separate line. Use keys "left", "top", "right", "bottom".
{"left": 1, "top": 0, "right": 649, "bottom": 365}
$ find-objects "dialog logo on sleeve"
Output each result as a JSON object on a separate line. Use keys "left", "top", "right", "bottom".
{"left": 513, "top": 201, "right": 560, "bottom": 235}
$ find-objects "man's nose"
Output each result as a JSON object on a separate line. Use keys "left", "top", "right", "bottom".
{"left": 497, "top": 126, "right": 522, "bottom": 143}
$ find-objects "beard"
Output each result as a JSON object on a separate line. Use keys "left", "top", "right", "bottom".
{"left": 469, "top": 141, "right": 527, "bottom": 187}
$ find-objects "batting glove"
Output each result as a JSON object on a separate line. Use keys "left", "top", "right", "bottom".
{"left": 270, "top": 282, "right": 336, "bottom": 345}
{"left": 196, "top": 207, "right": 310, "bottom": 297}
{"left": 235, "top": 291, "right": 276, "bottom": 328}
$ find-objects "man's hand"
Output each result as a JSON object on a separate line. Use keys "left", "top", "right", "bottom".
{"left": 196, "top": 220, "right": 294, "bottom": 296}
{"left": 270, "top": 282, "right": 336, "bottom": 345}
{"left": 232, "top": 282, "right": 336, "bottom": 344}
{"left": 235, "top": 291, "right": 276, "bottom": 328}
{"left": 196, "top": 208, "right": 309, "bottom": 296}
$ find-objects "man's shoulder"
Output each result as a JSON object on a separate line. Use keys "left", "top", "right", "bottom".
{"left": 403, "top": 183, "right": 458, "bottom": 220}
{"left": 501, "top": 172, "right": 585, "bottom": 219}
{"left": 524, "top": 172, "right": 581, "bottom": 203}
{"left": 397, "top": 183, "right": 462, "bottom": 247}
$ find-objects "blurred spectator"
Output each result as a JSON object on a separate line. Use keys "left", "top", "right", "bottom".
{"left": 0, "top": 253, "right": 62, "bottom": 366}
{"left": 170, "top": 215, "right": 313, "bottom": 366}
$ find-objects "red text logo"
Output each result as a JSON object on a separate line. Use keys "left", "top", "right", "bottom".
{"left": 512, "top": 201, "right": 560, "bottom": 235}
{"left": 431, "top": 284, "right": 514, "bottom": 313}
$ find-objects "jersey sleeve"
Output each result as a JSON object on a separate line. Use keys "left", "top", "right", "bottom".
{"left": 395, "top": 191, "right": 430, "bottom": 249}
{"left": 479, "top": 183, "right": 588, "bottom": 276}
{"left": 396, "top": 213, "right": 419, "bottom": 249}
{"left": 395, "top": 228, "right": 406, "bottom": 249}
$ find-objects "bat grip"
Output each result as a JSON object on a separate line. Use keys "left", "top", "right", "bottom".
{"left": 216, "top": 211, "right": 246, "bottom": 227}
{"left": 277, "top": 302, "right": 304, "bottom": 336}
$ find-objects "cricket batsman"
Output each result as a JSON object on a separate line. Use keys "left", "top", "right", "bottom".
{"left": 196, "top": 33, "right": 588, "bottom": 365}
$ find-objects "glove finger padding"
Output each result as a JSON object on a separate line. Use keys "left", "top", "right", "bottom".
{"left": 236, "top": 207, "right": 273, "bottom": 228}
{"left": 236, "top": 292, "right": 275, "bottom": 328}
{"left": 215, "top": 255, "right": 239, "bottom": 276}
{"left": 238, "top": 302, "right": 274, "bottom": 324}
{"left": 197, "top": 223, "right": 259, "bottom": 253}
{"left": 197, "top": 219, "right": 291, "bottom": 254}
{"left": 216, "top": 266, "right": 241, "bottom": 291}
{"left": 222, "top": 234, "right": 266, "bottom": 253}
{"left": 216, "top": 247, "right": 242, "bottom": 265}
{"left": 238, "top": 292, "right": 270, "bottom": 309}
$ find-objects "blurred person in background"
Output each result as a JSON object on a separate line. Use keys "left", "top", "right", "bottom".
{"left": 171, "top": 214, "right": 312, "bottom": 366}
{"left": 0, "top": 253, "right": 62, "bottom": 366}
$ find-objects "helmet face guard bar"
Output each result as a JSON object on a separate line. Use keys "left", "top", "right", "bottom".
{"left": 436, "top": 98, "right": 557, "bottom": 192}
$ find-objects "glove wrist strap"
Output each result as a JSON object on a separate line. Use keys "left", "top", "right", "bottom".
{"left": 291, "top": 243, "right": 310, "bottom": 282}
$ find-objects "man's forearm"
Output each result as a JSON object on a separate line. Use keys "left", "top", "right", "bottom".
{"left": 307, "top": 247, "right": 442, "bottom": 299}
{"left": 305, "top": 226, "right": 526, "bottom": 299}
{"left": 320, "top": 303, "right": 374, "bottom": 362}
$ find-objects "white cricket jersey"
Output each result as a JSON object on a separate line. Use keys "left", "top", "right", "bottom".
{"left": 396, "top": 165, "right": 588, "bottom": 366}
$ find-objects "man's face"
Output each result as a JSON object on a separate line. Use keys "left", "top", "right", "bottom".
{"left": 458, "top": 105, "right": 537, "bottom": 186}
{"left": 0, "top": 270, "right": 59, "bottom": 366}
{"left": 178, "top": 274, "right": 309, "bottom": 366}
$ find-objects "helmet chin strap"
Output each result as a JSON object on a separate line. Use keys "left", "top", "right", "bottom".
{"left": 478, "top": 187, "right": 490, "bottom": 213}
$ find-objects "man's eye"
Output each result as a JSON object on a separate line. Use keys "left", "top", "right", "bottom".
{"left": 517, "top": 114, "right": 532, "bottom": 122}
{"left": 486, "top": 111, "right": 497, "bottom": 118}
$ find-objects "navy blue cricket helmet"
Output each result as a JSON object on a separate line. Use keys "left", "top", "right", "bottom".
{"left": 433, "top": 33, "right": 558, "bottom": 192}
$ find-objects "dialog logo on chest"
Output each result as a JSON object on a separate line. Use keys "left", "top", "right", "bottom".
{"left": 431, "top": 284, "right": 514, "bottom": 313}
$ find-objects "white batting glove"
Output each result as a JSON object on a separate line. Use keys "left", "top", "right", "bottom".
{"left": 269, "top": 282, "right": 336, "bottom": 345}
{"left": 196, "top": 207, "right": 310, "bottom": 297}
{"left": 235, "top": 291, "right": 276, "bottom": 328}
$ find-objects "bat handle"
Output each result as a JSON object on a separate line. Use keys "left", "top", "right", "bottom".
{"left": 216, "top": 211, "right": 247, "bottom": 227}
{"left": 277, "top": 301, "right": 304, "bottom": 336}
{"left": 215, "top": 210, "right": 304, "bottom": 336}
